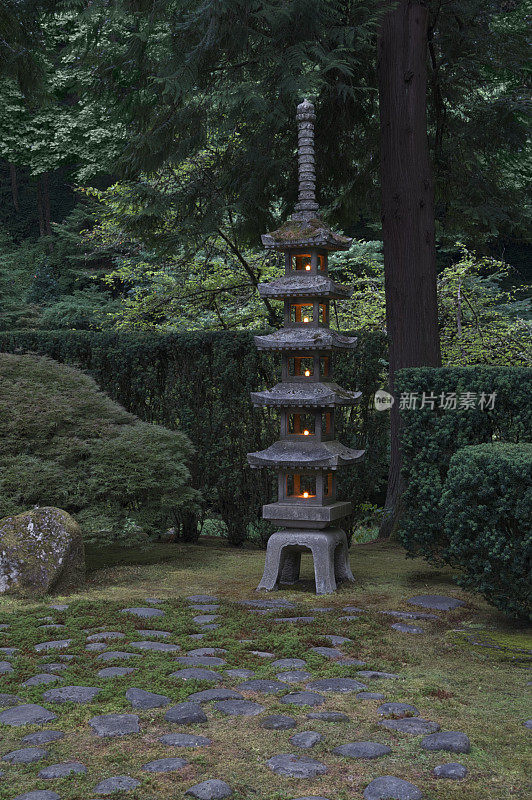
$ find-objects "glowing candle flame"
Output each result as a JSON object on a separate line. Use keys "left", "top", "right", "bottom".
{"left": 303, "top": 316, "right": 309, "bottom": 323}
{"left": 305, "top": 264, "right": 311, "bottom": 271}
{"left": 303, "top": 429, "right": 310, "bottom": 435}
{"left": 303, "top": 491, "right": 309, "bottom": 498}
{"left": 304, "top": 369, "right": 310, "bottom": 377}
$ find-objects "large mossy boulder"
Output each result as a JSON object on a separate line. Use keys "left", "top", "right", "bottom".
{"left": 0, "top": 507, "right": 85, "bottom": 596}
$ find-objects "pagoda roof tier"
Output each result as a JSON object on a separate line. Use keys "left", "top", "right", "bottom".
{"left": 258, "top": 274, "right": 351, "bottom": 300}
{"left": 254, "top": 328, "right": 357, "bottom": 352}
{"left": 261, "top": 216, "right": 352, "bottom": 252}
{"left": 248, "top": 439, "right": 365, "bottom": 470}
{"left": 251, "top": 382, "right": 361, "bottom": 408}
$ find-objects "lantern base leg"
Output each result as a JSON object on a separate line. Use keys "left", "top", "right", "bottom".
{"left": 257, "top": 528, "right": 354, "bottom": 595}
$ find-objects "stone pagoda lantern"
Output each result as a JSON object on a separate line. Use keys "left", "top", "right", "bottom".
{"left": 248, "top": 99, "right": 365, "bottom": 594}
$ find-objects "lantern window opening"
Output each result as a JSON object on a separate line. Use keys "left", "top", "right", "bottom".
{"left": 289, "top": 303, "right": 314, "bottom": 324}
{"left": 286, "top": 472, "right": 316, "bottom": 499}
{"left": 288, "top": 356, "right": 314, "bottom": 378}
{"left": 288, "top": 411, "right": 315, "bottom": 436}
{"left": 291, "top": 252, "right": 326, "bottom": 273}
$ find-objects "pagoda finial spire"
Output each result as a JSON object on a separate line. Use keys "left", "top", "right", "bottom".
{"left": 293, "top": 98, "right": 320, "bottom": 221}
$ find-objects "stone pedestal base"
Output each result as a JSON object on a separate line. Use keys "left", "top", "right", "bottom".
{"left": 257, "top": 528, "right": 354, "bottom": 595}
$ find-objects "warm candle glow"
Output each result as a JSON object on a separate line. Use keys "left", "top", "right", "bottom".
{"left": 303, "top": 316, "right": 309, "bottom": 323}
{"left": 303, "top": 491, "right": 309, "bottom": 498}
{"left": 305, "top": 264, "right": 311, "bottom": 271}
{"left": 303, "top": 429, "right": 310, "bottom": 436}
{"left": 304, "top": 369, "right": 311, "bottom": 377}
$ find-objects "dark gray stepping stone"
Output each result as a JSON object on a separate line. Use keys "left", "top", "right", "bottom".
{"left": 87, "top": 631, "right": 125, "bottom": 642}
{"left": 307, "top": 711, "right": 349, "bottom": 722}
{"left": 187, "top": 595, "right": 219, "bottom": 603}
{"left": 0, "top": 703, "right": 57, "bottom": 726}
{"left": 39, "top": 761, "right": 86, "bottom": 778}
{"left": 137, "top": 629, "right": 171, "bottom": 638}
{"left": 380, "top": 610, "right": 437, "bottom": 620}
{"left": 323, "top": 635, "right": 351, "bottom": 645}
{"left": 126, "top": 687, "right": 170, "bottom": 708}
{"left": 334, "top": 741, "right": 391, "bottom": 759}
{"left": 338, "top": 657, "right": 367, "bottom": 666}
{"left": 433, "top": 762, "right": 468, "bottom": 779}
{"left": 309, "top": 647, "right": 342, "bottom": 659}
{"left": 200, "top": 623, "right": 219, "bottom": 630}
{"left": 380, "top": 718, "right": 440, "bottom": 735}
{"left": 160, "top": 733, "right": 212, "bottom": 747}
{"left": 172, "top": 668, "right": 222, "bottom": 682}
{"left": 267, "top": 753, "right": 328, "bottom": 777}
{"left": 3, "top": 747, "right": 48, "bottom": 763}
{"left": 357, "top": 692, "right": 386, "bottom": 701}
{"left": 22, "top": 731, "right": 64, "bottom": 745}
{"left": 98, "top": 667, "right": 135, "bottom": 678}
{"left": 237, "top": 679, "right": 286, "bottom": 694}
{"left": 90, "top": 713, "right": 140, "bottom": 737}
{"left": 408, "top": 594, "right": 465, "bottom": 611}
{"left": 261, "top": 714, "right": 297, "bottom": 730}
{"left": 224, "top": 669, "right": 255, "bottom": 680}
{"left": 274, "top": 616, "right": 315, "bottom": 623}
{"left": 290, "top": 731, "right": 322, "bottom": 748}
{"left": 130, "top": 640, "right": 180, "bottom": 652}
{"left": 277, "top": 670, "right": 312, "bottom": 684}
{"left": 378, "top": 702, "right": 419, "bottom": 717}
{"left": 43, "top": 685, "right": 102, "bottom": 704}
{"left": 215, "top": 699, "right": 265, "bottom": 716}
{"left": 343, "top": 606, "right": 364, "bottom": 612}
{"left": 239, "top": 598, "right": 294, "bottom": 608}
{"left": 391, "top": 623, "right": 424, "bottom": 634}
{"left": 186, "top": 688, "right": 243, "bottom": 703}
{"left": 49, "top": 604, "right": 68, "bottom": 611}
{"left": 93, "top": 775, "right": 140, "bottom": 794}
{"left": 185, "top": 779, "right": 233, "bottom": 799}
{"left": 39, "top": 663, "right": 68, "bottom": 673}
{"left": 187, "top": 648, "right": 227, "bottom": 656}
{"left": 86, "top": 643, "right": 107, "bottom": 652}
{"left": 190, "top": 604, "right": 220, "bottom": 612}
{"left": 0, "top": 623, "right": 9, "bottom": 629}
{"left": 524, "top": 720, "right": 532, "bottom": 729}
{"left": 338, "top": 615, "right": 360, "bottom": 621}
{"left": 193, "top": 614, "right": 219, "bottom": 624}
{"left": 307, "top": 678, "right": 367, "bottom": 693}
{"left": 57, "top": 654, "right": 73, "bottom": 661}
{"left": 22, "top": 672, "right": 61, "bottom": 686}
{"left": 189, "top": 633, "right": 205, "bottom": 639}
{"left": 13, "top": 793, "right": 60, "bottom": 800}
{"left": 0, "top": 692, "right": 22, "bottom": 706}
{"left": 145, "top": 597, "right": 162, "bottom": 604}
{"left": 311, "top": 607, "right": 334, "bottom": 613}
{"left": 250, "top": 650, "right": 275, "bottom": 658}
{"left": 142, "top": 757, "right": 187, "bottom": 772}
{"left": 357, "top": 671, "right": 400, "bottom": 680}
{"left": 0, "top": 660, "right": 13, "bottom": 673}
{"left": 421, "top": 731, "right": 471, "bottom": 753}
{"left": 176, "top": 655, "right": 226, "bottom": 667}
{"left": 165, "top": 702, "right": 207, "bottom": 724}
{"left": 120, "top": 606, "right": 164, "bottom": 618}
{"left": 363, "top": 776, "right": 423, "bottom": 799}
{"left": 0, "top": 646, "right": 18, "bottom": 655}
{"left": 97, "top": 651, "right": 139, "bottom": 661}
{"left": 34, "top": 640, "right": 72, "bottom": 652}
{"left": 38, "top": 624, "right": 66, "bottom": 630}
{"left": 281, "top": 691, "right": 325, "bottom": 707}
{"left": 272, "top": 658, "right": 307, "bottom": 670}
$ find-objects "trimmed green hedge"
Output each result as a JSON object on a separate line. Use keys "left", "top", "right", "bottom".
{"left": 396, "top": 366, "right": 532, "bottom": 566}
{"left": 441, "top": 443, "right": 531, "bottom": 619}
{"left": 0, "top": 329, "right": 388, "bottom": 545}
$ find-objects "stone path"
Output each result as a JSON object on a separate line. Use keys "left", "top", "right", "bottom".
{"left": 0, "top": 593, "right": 481, "bottom": 798}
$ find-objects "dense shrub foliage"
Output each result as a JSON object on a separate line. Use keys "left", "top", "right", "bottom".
{"left": 441, "top": 443, "right": 531, "bottom": 619}
{"left": 0, "top": 353, "right": 197, "bottom": 545}
{"left": 396, "top": 366, "right": 532, "bottom": 566}
{"left": 0, "top": 329, "right": 388, "bottom": 545}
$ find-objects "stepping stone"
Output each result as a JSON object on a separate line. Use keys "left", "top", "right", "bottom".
{"left": 34, "top": 640, "right": 72, "bottom": 652}
{"left": 98, "top": 667, "right": 135, "bottom": 678}
{"left": 307, "top": 678, "right": 367, "bottom": 693}
{"left": 380, "top": 718, "right": 440, "bottom": 735}
{"left": 524, "top": 720, "right": 532, "bottom": 729}
{"left": 39, "top": 761, "right": 87, "bottom": 778}
{"left": 309, "top": 647, "right": 342, "bottom": 659}
{"left": 343, "top": 606, "right": 364, "bottom": 612}
{"left": 290, "top": 731, "right": 322, "bottom": 748}
{"left": 391, "top": 623, "right": 424, "bottom": 634}
{"left": 311, "top": 607, "right": 334, "bottom": 612}
{"left": 97, "top": 651, "right": 139, "bottom": 661}
{"left": 57, "top": 654, "right": 73, "bottom": 661}
{"left": 160, "top": 733, "right": 212, "bottom": 747}
{"left": 378, "top": 702, "right": 419, "bottom": 718}
{"left": 137, "top": 629, "right": 171, "bottom": 638}
{"left": 363, "top": 776, "right": 423, "bottom": 799}
{"left": 0, "top": 646, "right": 18, "bottom": 655}
{"left": 142, "top": 757, "right": 188, "bottom": 772}
{"left": 43, "top": 685, "right": 102, "bottom": 704}
{"left": 165, "top": 702, "right": 207, "bottom": 724}
{"left": 357, "top": 671, "right": 400, "bottom": 680}
{"left": 274, "top": 616, "right": 315, "bottom": 623}
{"left": 130, "top": 640, "right": 181, "bottom": 652}
{"left": 0, "top": 660, "right": 13, "bottom": 673}
{"left": 357, "top": 692, "right": 386, "bottom": 700}
{"left": 50, "top": 604, "right": 68, "bottom": 611}
{"left": 215, "top": 699, "right": 265, "bottom": 716}
{"left": 90, "top": 713, "right": 140, "bottom": 737}
{"left": 187, "top": 595, "right": 219, "bottom": 603}
{"left": 433, "top": 762, "right": 468, "bottom": 779}
{"left": 0, "top": 623, "right": 9, "bottom": 629}
{"left": 172, "top": 668, "right": 222, "bottom": 682}
{"left": 421, "top": 731, "right": 471, "bottom": 753}
{"left": 225, "top": 669, "right": 255, "bottom": 680}
{"left": 121, "top": 606, "right": 164, "bottom": 618}
{"left": 338, "top": 657, "right": 367, "bottom": 666}
{"left": 87, "top": 631, "right": 125, "bottom": 642}
{"left": 188, "top": 648, "right": 228, "bottom": 656}
{"left": 176, "top": 655, "right": 226, "bottom": 667}
{"left": 13, "top": 793, "right": 60, "bottom": 800}
{"left": 277, "top": 670, "right": 312, "bottom": 684}
{"left": 380, "top": 611, "right": 437, "bottom": 620}
{"left": 323, "top": 635, "right": 351, "bottom": 645}
{"left": 267, "top": 753, "right": 328, "bottom": 778}
{"left": 308, "top": 711, "right": 349, "bottom": 722}
{"left": 190, "top": 604, "right": 220, "bottom": 612}
{"left": 0, "top": 692, "right": 22, "bottom": 706}
{"left": 186, "top": 688, "right": 243, "bottom": 703}
{"left": 239, "top": 598, "right": 294, "bottom": 609}
{"left": 250, "top": 650, "right": 275, "bottom": 658}
{"left": 38, "top": 624, "right": 66, "bottom": 630}
{"left": 189, "top": 633, "right": 205, "bottom": 640}
{"left": 280, "top": 691, "right": 325, "bottom": 707}
{"left": 237, "top": 679, "right": 286, "bottom": 694}
{"left": 272, "top": 658, "right": 307, "bottom": 670}
{"left": 3, "top": 747, "right": 48, "bottom": 763}
{"left": 125, "top": 687, "right": 170, "bottom": 709}
{"left": 407, "top": 594, "right": 464, "bottom": 611}
{"left": 339, "top": 615, "right": 360, "bottom": 621}
{"left": 0, "top": 704, "right": 57, "bottom": 726}
{"left": 261, "top": 714, "right": 297, "bottom": 730}
{"left": 334, "top": 741, "right": 392, "bottom": 759}
{"left": 86, "top": 642, "right": 107, "bottom": 652}
{"left": 22, "top": 731, "right": 64, "bottom": 745}
{"left": 185, "top": 779, "right": 233, "bottom": 799}
{"left": 145, "top": 597, "right": 162, "bottom": 604}
{"left": 93, "top": 775, "right": 140, "bottom": 795}
{"left": 39, "top": 663, "right": 68, "bottom": 673}
{"left": 193, "top": 614, "right": 219, "bottom": 624}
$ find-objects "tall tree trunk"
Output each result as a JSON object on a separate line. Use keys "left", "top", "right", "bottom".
{"left": 36, "top": 172, "right": 52, "bottom": 237}
{"left": 9, "top": 163, "right": 19, "bottom": 212}
{"left": 377, "top": 0, "right": 442, "bottom": 539}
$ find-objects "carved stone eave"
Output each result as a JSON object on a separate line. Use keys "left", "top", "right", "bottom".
{"left": 248, "top": 439, "right": 365, "bottom": 470}
{"left": 261, "top": 217, "right": 352, "bottom": 252}
{"left": 251, "top": 382, "right": 362, "bottom": 408}
{"left": 254, "top": 328, "right": 358, "bottom": 352}
{"left": 258, "top": 275, "right": 352, "bottom": 300}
